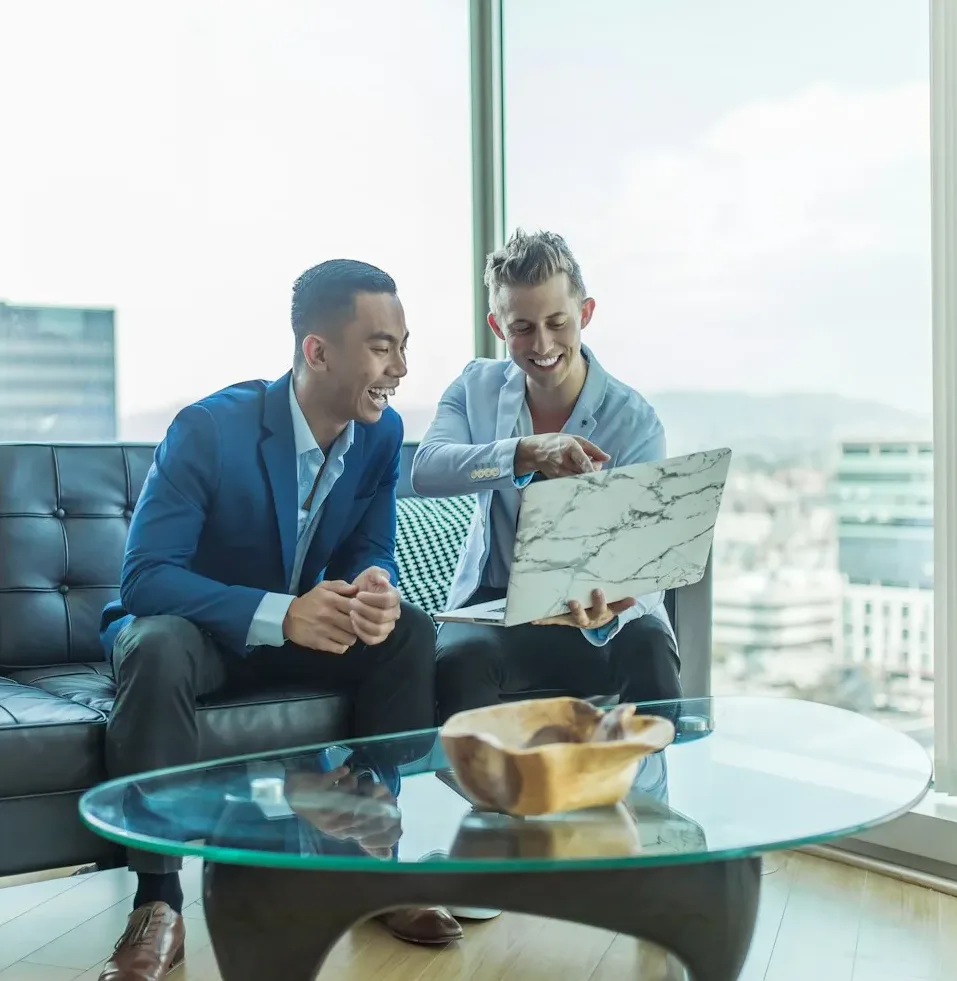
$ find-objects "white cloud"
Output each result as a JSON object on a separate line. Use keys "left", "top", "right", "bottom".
{"left": 621, "top": 83, "right": 930, "bottom": 280}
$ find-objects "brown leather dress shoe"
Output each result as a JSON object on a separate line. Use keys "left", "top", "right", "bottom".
{"left": 377, "top": 907, "right": 463, "bottom": 945}
{"left": 99, "top": 901, "right": 185, "bottom": 980}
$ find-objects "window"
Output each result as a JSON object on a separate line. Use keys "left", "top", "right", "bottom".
{"left": 0, "top": 0, "right": 473, "bottom": 443}
{"left": 504, "top": 0, "right": 932, "bottom": 745}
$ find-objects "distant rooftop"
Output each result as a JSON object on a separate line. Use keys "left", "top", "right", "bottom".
{"left": 839, "top": 438, "right": 933, "bottom": 453}
{"left": 0, "top": 300, "right": 115, "bottom": 314}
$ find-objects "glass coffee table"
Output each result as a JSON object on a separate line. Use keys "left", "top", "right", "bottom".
{"left": 80, "top": 696, "right": 931, "bottom": 981}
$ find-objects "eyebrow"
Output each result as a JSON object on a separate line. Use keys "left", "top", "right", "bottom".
{"left": 510, "top": 311, "right": 568, "bottom": 326}
{"left": 367, "top": 330, "right": 409, "bottom": 344}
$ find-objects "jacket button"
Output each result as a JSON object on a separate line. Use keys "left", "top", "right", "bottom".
{"left": 54, "top": 508, "right": 65, "bottom": 518}
{"left": 58, "top": 584, "right": 69, "bottom": 594}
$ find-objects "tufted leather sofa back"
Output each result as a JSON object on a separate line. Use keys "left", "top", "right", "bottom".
{"left": 0, "top": 443, "right": 155, "bottom": 668}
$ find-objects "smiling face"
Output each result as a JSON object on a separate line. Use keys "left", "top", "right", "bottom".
{"left": 301, "top": 291, "right": 408, "bottom": 426}
{"left": 488, "top": 273, "right": 595, "bottom": 395}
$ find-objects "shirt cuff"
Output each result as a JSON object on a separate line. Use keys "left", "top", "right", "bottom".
{"left": 582, "top": 616, "right": 620, "bottom": 647}
{"left": 245, "top": 592, "right": 296, "bottom": 648}
{"left": 513, "top": 472, "right": 534, "bottom": 488}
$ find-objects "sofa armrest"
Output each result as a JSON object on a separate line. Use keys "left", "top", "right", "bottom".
{"left": 670, "top": 550, "right": 713, "bottom": 698}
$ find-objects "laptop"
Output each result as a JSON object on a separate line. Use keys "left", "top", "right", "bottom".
{"left": 434, "top": 446, "right": 731, "bottom": 627}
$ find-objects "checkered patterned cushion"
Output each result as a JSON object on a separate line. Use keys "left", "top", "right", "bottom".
{"left": 396, "top": 495, "right": 475, "bottom": 614}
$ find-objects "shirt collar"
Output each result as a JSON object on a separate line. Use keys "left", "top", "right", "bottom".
{"left": 575, "top": 344, "right": 608, "bottom": 415}
{"left": 288, "top": 376, "right": 355, "bottom": 459}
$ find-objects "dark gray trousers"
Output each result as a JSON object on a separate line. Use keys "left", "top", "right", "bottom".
{"left": 105, "top": 604, "right": 436, "bottom": 873}
{"left": 435, "top": 588, "right": 681, "bottom": 724}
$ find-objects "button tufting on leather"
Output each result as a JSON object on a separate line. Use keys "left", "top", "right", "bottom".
{"left": 123, "top": 509, "right": 133, "bottom": 519}
{"left": 54, "top": 508, "right": 66, "bottom": 518}
{"left": 58, "top": 584, "right": 69, "bottom": 594}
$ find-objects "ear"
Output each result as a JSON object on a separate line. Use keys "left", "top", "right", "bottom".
{"left": 301, "top": 333, "right": 329, "bottom": 371}
{"left": 580, "top": 297, "right": 596, "bottom": 330}
{"left": 487, "top": 312, "right": 506, "bottom": 342}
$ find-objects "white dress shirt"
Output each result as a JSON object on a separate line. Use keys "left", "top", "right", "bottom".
{"left": 244, "top": 379, "right": 355, "bottom": 648}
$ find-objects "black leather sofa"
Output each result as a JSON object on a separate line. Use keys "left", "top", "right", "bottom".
{"left": 0, "top": 441, "right": 713, "bottom": 877}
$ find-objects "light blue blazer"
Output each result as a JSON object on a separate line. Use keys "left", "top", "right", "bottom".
{"left": 411, "top": 346, "right": 675, "bottom": 647}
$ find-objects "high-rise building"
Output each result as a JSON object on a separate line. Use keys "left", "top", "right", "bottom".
{"left": 0, "top": 302, "right": 116, "bottom": 441}
{"left": 832, "top": 439, "right": 934, "bottom": 687}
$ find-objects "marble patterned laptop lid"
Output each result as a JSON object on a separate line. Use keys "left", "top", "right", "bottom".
{"left": 505, "top": 447, "right": 732, "bottom": 624}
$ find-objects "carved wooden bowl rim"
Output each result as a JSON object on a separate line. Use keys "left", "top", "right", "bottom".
{"left": 439, "top": 697, "right": 676, "bottom": 759}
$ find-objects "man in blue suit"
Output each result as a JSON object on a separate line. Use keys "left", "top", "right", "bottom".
{"left": 98, "top": 261, "right": 458, "bottom": 981}
{"left": 412, "top": 230, "right": 681, "bottom": 723}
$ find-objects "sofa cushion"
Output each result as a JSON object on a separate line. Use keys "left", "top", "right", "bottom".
{"left": 0, "top": 662, "right": 352, "bottom": 797}
{"left": 395, "top": 495, "right": 474, "bottom": 613}
{"left": 0, "top": 443, "right": 155, "bottom": 669}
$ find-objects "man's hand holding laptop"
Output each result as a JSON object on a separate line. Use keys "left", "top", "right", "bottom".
{"left": 532, "top": 589, "right": 637, "bottom": 629}
{"left": 514, "top": 433, "right": 610, "bottom": 478}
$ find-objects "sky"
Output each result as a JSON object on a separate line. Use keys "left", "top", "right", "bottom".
{"left": 0, "top": 0, "right": 932, "bottom": 437}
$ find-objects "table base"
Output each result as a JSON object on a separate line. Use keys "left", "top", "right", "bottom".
{"left": 203, "top": 856, "right": 761, "bottom": 981}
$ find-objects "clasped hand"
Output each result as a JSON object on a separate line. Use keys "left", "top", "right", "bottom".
{"left": 283, "top": 566, "right": 400, "bottom": 653}
{"left": 286, "top": 767, "right": 401, "bottom": 859}
{"left": 532, "top": 588, "right": 635, "bottom": 629}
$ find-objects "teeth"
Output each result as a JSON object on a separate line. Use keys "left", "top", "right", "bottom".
{"left": 532, "top": 356, "right": 560, "bottom": 367}
{"left": 368, "top": 387, "right": 395, "bottom": 406}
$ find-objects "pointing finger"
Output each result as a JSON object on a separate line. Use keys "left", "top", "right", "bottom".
{"left": 575, "top": 437, "right": 611, "bottom": 462}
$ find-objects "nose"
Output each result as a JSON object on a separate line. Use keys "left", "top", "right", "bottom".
{"left": 531, "top": 325, "right": 551, "bottom": 356}
{"left": 388, "top": 349, "right": 408, "bottom": 378}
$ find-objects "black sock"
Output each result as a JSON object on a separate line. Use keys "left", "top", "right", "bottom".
{"left": 133, "top": 872, "right": 183, "bottom": 914}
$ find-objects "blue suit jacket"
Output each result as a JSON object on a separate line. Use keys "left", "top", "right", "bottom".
{"left": 410, "top": 346, "right": 674, "bottom": 645}
{"left": 100, "top": 371, "right": 403, "bottom": 657}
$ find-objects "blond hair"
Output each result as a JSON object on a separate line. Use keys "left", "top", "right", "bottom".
{"left": 484, "top": 229, "right": 587, "bottom": 314}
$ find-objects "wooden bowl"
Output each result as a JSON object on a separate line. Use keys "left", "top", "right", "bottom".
{"left": 439, "top": 697, "right": 675, "bottom": 817}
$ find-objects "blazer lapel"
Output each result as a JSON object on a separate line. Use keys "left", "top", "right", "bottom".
{"left": 260, "top": 372, "right": 298, "bottom": 589}
{"left": 494, "top": 361, "right": 527, "bottom": 439}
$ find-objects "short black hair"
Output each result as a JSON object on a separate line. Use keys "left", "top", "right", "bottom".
{"left": 291, "top": 259, "right": 397, "bottom": 365}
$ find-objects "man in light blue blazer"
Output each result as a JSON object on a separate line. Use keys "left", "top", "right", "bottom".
{"left": 412, "top": 229, "right": 681, "bottom": 723}
{"left": 97, "top": 261, "right": 459, "bottom": 980}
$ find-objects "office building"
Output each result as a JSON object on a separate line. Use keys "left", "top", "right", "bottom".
{"left": 0, "top": 302, "right": 116, "bottom": 441}
{"left": 832, "top": 439, "right": 934, "bottom": 686}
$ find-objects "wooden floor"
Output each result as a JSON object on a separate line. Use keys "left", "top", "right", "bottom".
{"left": 0, "top": 852, "right": 953, "bottom": 980}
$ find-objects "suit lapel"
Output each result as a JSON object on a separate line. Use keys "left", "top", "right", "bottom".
{"left": 494, "top": 362, "right": 527, "bottom": 439}
{"left": 260, "top": 372, "right": 298, "bottom": 589}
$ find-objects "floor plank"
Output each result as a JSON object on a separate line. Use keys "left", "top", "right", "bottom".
{"left": 0, "top": 875, "right": 86, "bottom": 929}
{"left": 0, "top": 868, "right": 136, "bottom": 974}
{"left": 0, "top": 852, "right": 951, "bottom": 981}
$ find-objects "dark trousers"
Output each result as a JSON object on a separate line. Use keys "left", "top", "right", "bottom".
{"left": 105, "top": 602, "right": 436, "bottom": 874}
{"left": 435, "top": 588, "right": 681, "bottom": 723}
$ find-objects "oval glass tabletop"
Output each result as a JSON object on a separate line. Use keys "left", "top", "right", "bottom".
{"left": 79, "top": 696, "right": 932, "bottom": 873}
